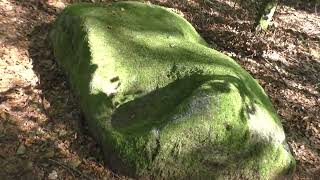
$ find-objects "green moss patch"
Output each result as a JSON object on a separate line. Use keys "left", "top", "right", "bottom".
{"left": 50, "top": 1, "right": 295, "bottom": 178}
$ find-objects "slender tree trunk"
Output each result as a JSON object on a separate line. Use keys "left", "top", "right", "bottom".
{"left": 316, "top": 0, "right": 320, "bottom": 13}
{"left": 255, "top": 0, "right": 278, "bottom": 32}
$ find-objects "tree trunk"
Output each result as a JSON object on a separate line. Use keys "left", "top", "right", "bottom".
{"left": 255, "top": 0, "right": 278, "bottom": 32}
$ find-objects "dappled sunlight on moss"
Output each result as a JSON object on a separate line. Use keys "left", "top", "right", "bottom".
{"left": 49, "top": 1, "right": 296, "bottom": 178}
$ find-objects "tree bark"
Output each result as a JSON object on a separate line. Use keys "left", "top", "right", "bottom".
{"left": 255, "top": 0, "right": 278, "bottom": 32}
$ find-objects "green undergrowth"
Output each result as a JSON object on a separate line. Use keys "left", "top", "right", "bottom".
{"left": 50, "top": 1, "right": 295, "bottom": 178}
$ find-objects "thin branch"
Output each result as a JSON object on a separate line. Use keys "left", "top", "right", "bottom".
{"left": 48, "top": 159, "right": 92, "bottom": 180}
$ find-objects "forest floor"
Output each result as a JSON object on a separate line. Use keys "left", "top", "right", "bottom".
{"left": 0, "top": 0, "right": 319, "bottom": 179}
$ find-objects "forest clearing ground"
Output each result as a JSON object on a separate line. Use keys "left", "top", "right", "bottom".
{"left": 0, "top": 0, "right": 319, "bottom": 179}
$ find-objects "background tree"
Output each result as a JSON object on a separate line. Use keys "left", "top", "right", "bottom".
{"left": 255, "top": 0, "right": 278, "bottom": 32}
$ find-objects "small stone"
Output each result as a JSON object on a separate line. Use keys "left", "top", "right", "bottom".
{"left": 48, "top": 170, "right": 58, "bottom": 180}
{"left": 16, "top": 143, "right": 26, "bottom": 155}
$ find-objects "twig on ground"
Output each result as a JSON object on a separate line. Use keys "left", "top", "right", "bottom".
{"left": 109, "top": 168, "right": 122, "bottom": 179}
{"left": 48, "top": 159, "right": 92, "bottom": 180}
{"left": 94, "top": 160, "right": 122, "bottom": 179}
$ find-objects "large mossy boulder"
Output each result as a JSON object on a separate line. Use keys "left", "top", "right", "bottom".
{"left": 50, "top": 1, "right": 295, "bottom": 179}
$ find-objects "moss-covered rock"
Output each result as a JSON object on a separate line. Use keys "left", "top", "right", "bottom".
{"left": 50, "top": 1, "right": 295, "bottom": 179}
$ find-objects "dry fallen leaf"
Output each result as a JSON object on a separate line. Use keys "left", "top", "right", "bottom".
{"left": 69, "top": 158, "right": 82, "bottom": 168}
{"left": 58, "top": 129, "right": 67, "bottom": 137}
{"left": 0, "top": 109, "right": 7, "bottom": 120}
{"left": 310, "top": 48, "right": 320, "bottom": 60}
{"left": 43, "top": 149, "right": 55, "bottom": 159}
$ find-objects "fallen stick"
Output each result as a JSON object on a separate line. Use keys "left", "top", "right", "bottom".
{"left": 48, "top": 159, "right": 91, "bottom": 180}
